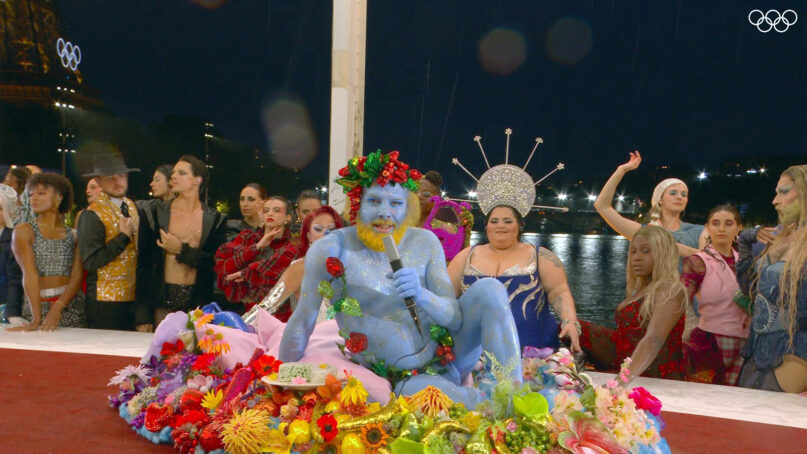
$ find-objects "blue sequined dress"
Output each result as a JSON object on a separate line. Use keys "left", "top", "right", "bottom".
{"left": 461, "top": 245, "right": 559, "bottom": 349}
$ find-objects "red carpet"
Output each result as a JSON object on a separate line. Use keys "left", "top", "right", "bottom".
{"left": 0, "top": 348, "right": 804, "bottom": 453}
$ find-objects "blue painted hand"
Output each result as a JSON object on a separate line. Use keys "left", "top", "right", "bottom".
{"left": 392, "top": 267, "right": 423, "bottom": 302}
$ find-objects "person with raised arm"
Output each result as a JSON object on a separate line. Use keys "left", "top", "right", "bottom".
{"left": 594, "top": 151, "right": 706, "bottom": 257}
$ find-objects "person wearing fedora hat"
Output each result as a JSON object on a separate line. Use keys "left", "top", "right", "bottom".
{"left": 77, "top": 153, "right": 149, "bottom": 331}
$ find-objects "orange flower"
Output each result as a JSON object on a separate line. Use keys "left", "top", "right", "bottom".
{"left": 316, "top": 374, "right": 343, "bottom": 401}
{"left": 359, "top": 422, "right": 389, "bottom": 452}
{"left": 407, "top": 385, "right": 453, "bottom": 418}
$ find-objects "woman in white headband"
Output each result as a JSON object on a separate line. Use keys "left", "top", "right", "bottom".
{"left": 594, "top": 151, "right": 706, "bottom": 256}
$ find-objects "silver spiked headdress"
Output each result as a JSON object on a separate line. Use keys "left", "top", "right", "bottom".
{"left": 452, "top": 128, "right": 567, "bottom": 217}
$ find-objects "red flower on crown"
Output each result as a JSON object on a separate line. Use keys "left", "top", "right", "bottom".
{"left": 334, "top": 150, "right": 422, "bottom": 224}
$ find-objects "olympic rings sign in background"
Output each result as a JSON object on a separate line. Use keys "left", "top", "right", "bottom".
{"left": 748, "top": 9, "right": 798, "bottom": 33}
{"left": 56, "top": 37, "right": 82, "bottom": 71}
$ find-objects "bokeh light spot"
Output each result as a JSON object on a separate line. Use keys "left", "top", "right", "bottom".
{"left": 477, "top": 27, "right": 528, "bottom": 76}
{"left": 546, "top": 18, "right": 592, "bottom": 65}
{"left": 261, "top": 97, "right": 318, "bottom": 170}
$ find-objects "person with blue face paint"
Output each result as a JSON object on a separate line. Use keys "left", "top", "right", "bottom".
{"left": 278, "top": 150, "right": 522, "bottom": 408}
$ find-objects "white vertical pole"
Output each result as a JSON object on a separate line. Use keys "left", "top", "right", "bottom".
{"left": 329, "top": 0, "right": 367, "bottom": 214}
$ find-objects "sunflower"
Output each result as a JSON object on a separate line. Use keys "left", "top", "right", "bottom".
{"left": 360, "top": 422, "right": 390, "bottom": 452}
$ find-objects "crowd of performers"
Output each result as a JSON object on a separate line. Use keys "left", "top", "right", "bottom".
{"left": 1, "top": 149, "right": 805, "bottom": 396}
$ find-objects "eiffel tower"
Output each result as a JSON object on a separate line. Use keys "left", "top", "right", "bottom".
{"left": 0, "top": 0, "right": 100, "bottom": 107}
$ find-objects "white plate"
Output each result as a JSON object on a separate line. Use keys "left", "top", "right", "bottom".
{"left": 260, "top": 376, "right": 325, "bottom": 391}
{"left": 260, "top": 369, "right": 347, "bottom": 391}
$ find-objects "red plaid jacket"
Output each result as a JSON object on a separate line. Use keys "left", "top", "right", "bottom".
{"left": 214, "top": 228, "right": 298, "bottom": 304}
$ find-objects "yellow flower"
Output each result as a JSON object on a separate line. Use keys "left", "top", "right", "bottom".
{"left": 266, "top": 427, "right": 291, "bottom": 454}
{"left": 340, "top": 377, "right": 368, "bottom": 407}
{"left": 365, "top": 402, "right": 381, "bottom": 414}
{"left": 195, "top": 312, "right": 215, "bottom": 328}
{"left": 267, "top": 420, "right": 312, "bottom": 454}
{"left": 461, "top": 411, "right": 482, "bottom": 432}
{"left": 221, "top": 409, "right": 272, "bottom": 454}
{"left": 407, "top": 385, "right": 453, "bottom": 418}
{"left": 201, "top": 389, "right": 223, "bottom": 411}
{"left": 360, "top": 422, "right": 389, "bottom": 452}
{"left": 396, "top": 395, "right": 412, "bottom": 414}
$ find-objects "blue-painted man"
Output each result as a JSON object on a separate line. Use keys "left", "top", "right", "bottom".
{"left": 279, "top": 150, "right": 521, "bottom": 407}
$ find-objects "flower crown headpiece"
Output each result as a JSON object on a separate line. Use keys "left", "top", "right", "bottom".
{"left": 453, "top": 128, "right": 567, "bottom": 217}
{"left": 336, "top": 150, "right": 422, "bottom": 223}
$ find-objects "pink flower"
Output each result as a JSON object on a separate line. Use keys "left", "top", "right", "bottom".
{"left": 606, "top": 380, "right": 618, "bottom": 389}
{"left": 506, "top": 420, "right": 518, "bottom": 432}
{"left": 628, "top": 387, "right": 662, "bottom": 416}
{"left": 521, "top": 448, "right": 538, "bottom": 454}
{"left": 292, "top": 377, "right": 308, "bottom": 385}
{"left": 554, "top": 374, "right": 575, "bottom": 388}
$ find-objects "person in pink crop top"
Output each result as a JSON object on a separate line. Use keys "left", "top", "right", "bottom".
{"left": 681, "top": 205, "right": 749, "bottom": 385}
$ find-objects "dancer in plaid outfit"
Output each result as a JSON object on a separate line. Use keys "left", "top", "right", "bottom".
{"left": 681, "top": 205, "right": 749, "bottom": 385}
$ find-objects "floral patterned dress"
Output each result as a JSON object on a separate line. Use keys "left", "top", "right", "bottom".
{"left": 580, "top": 298, "right": 685, "bottom": 380}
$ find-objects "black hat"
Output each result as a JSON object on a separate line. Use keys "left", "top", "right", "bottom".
{"left": 82, "top": 153, "right": 140, "bottom": 177}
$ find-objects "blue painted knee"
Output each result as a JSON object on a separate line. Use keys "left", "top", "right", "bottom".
{"left": 464, "top": 277, "right": 509, "bottom": 313}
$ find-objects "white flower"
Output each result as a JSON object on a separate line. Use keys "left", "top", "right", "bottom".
{"left": 187, "top": 374, "right": 214, "bottom": 394}
{"left": 108, "top": 364, "right": 150, "bottom": 387}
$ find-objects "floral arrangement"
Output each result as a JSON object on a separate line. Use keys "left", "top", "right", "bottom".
{"left": 318, "top": 257, "right": 457, "bottom": 388}
{"left": 335, "top": 150, "right": 422, "bottom": 223}
{"left": 109, "top": 309, "right": 670, "bottom": 454}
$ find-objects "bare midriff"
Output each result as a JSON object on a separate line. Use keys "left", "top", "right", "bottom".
{"left": 164, "top": 208, "right": 202, "bottom": 285}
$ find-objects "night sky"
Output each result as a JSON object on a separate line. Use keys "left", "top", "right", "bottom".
{"left": 57, "top": 0, "right": 807, "bottom": 196}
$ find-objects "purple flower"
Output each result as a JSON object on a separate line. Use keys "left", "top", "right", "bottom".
{"left": 522, "top": 346, "right": 554, "bottom": 359}
{"left": 130, "top": 411, "right": 145, "bottom": 429}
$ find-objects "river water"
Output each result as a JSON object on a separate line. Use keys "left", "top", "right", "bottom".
{"left": 469, "top": 232, "right": 628, "bottom": 327}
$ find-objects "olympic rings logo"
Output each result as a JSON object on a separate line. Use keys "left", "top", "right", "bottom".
{"left": 56, "top": 38, "right": 82, "bottom": 71}
{"left": 748, "top": 9, "right": 798, "bottom": 33}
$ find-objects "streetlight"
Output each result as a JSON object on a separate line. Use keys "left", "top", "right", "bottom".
{"left": 468, "top": 191, "right": 477, "bottom": 199}
{"left": 557, "top": 193, "right": 568, "bottom": 201}
{"left": 203, "top": 122, "right": 215, "bottom": 203}
{"left": 697, "top": 171, "right": 707, "bottom": 180}
{"left": 617, "top": 195, "right": 625, "bottom": 202}
{"left": 587, "top": 194, "right": 597, "bottom": 202}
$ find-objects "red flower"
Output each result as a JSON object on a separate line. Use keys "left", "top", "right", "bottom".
{"left": 338, "top": 167, "right": 350, "bottom": 177}
{"left": 251, "top": 355, "right": 281, "bottom": 377}
{"left": 179, "top": 389, "right": 205, "bottom": 413}
{"left": 191, "top": 353, "right": 216, "bottom": 373}
{"left": 388, "top": 151, "right": 400, "bottom": 160}
{"left": 409, "top": 169, "right": 422, "bottom": 180}
{"left": 301, "top": 391, "right": 319, "bottom": 407}
{"left": 144, "top": 402, "right": 175, "bottom": 432}
{"left": 317, "top": 414, "right": 339, "bottom": 442}
{"left": 345, "top": 332, "right": 368, "bottom": 354}
{"left": 326, "top": 257, "right": 345, "bottom": 278}
{"left": 198, "top": 427, "right": 224, "bottom": 452}
{"left": 160, "top": 339, "right": 185, "bottom": 356}
{"left": 171, "top": 409, "right": 210, "bottom": 429}
{"left": 297, "top": 405, "right": 314, "bottom": 422}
